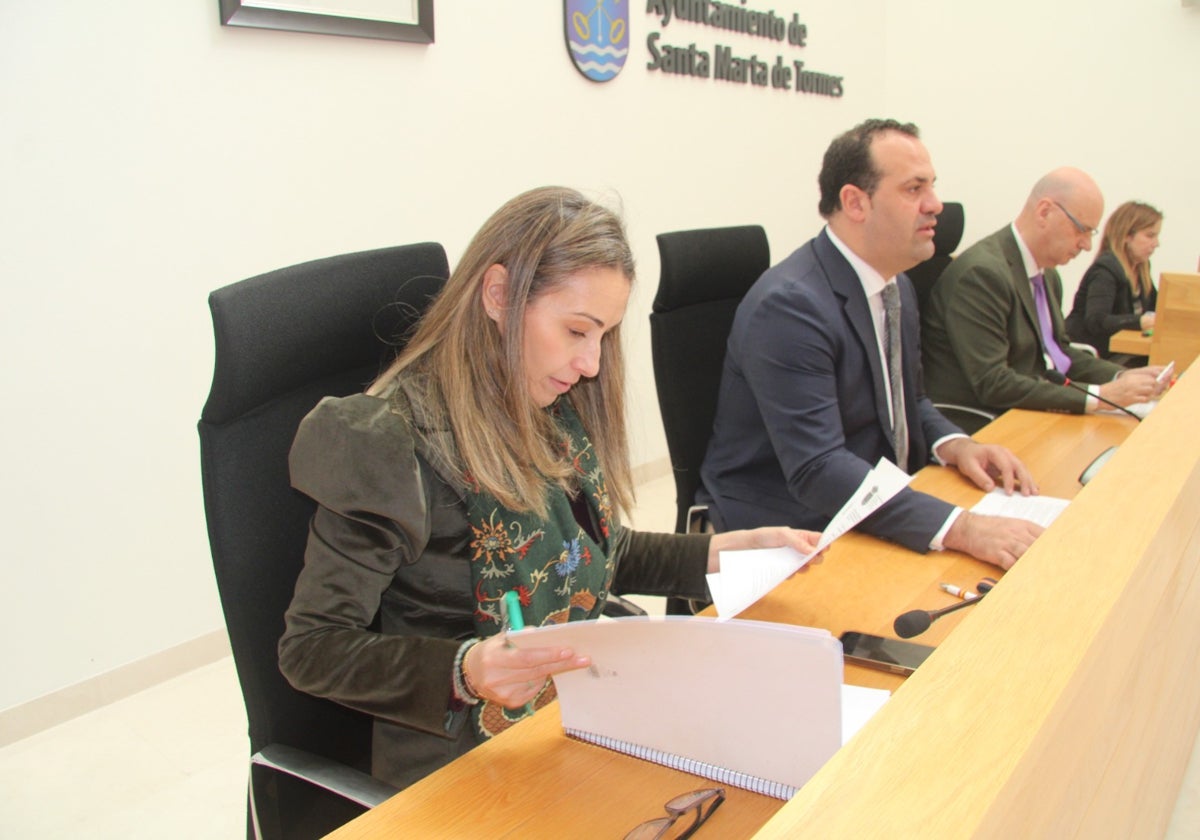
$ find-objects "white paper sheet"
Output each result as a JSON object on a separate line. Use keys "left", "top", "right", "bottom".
{"left": 841, "top": 683, "right": 891, "bottom": 745}
{"left": 1098, "top": 400, "right": 1155, "bottom": 419}
{"left": 707, "top": 458, "right": 912, "bottom": 619}
{"left": 970, "top": 488, "right": 1070, "bottom": 527}
{"left": 509, "top": 616, "right": 843, "bottom": 798}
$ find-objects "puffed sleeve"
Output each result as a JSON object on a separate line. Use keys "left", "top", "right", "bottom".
{"left": 278, "top": 393, "right": 460, "bottom": 737}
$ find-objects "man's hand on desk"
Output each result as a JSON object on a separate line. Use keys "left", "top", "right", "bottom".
{"left": 936, "top": 438, "right": 1038, "bottom": 496}
{"left": 1101, "top": 367, "right": 1167, "bottom": 406}
{"left": 707, "top": 527, "right": 823, "bottom": 574}
{"left": 943, "top": 512, "right": 1044, "bottom": 571}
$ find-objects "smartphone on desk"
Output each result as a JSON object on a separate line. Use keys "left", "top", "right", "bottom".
{"left": 840, "top": 631, "right": 935, "bottom": 677}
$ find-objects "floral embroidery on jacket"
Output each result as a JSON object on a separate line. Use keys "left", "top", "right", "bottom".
{"left": 462, "top": 399, "right": 616, "bottom": 739}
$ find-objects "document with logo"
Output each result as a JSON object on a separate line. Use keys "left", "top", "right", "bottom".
{"left": 509, "top": 615, "right": 845, "bottom": 800}
{"left": 707, "top": 458, "right": 912, "bottom": 619}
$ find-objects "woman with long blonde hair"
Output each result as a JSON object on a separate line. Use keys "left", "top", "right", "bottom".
{"left": 1066, "top": 201, "right": 1162, "bottom": 363}
{"left": 277, "top": 186, "right": 819, "bottom": 789}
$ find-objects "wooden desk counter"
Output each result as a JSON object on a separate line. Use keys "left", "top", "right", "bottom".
{"left": 323, "top": 701, "right": 786, "bottom": 839}
{"left": 1150, "top": 272, "right": 1200, "bottom": 370}
{"left": 756, "top": 373, "right": 1200, "bottom": 839}
{"left": 1109, "top": 328, "right": 1151, "bottom": 357}
{"left": 745, "top": 407, "right": 1133, "bottom": 691}
{"left": 325, "top": 406, "right": 1146, "bottom": 840}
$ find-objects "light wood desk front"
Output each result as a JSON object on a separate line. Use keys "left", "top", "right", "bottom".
{"left": 1109, "top": 328, "right": 1151, "bottom": 357}
{"left": 758, "top": 370, "right": 1200, "bottom": 839}
{"left": 325, "top": 400, "right": 1175, "bottom": 839}
{"left": 1150, "top": 271, "right": 1200, "bottom": 370}
{"left": 1096, "top": 272, "right": 1200, "bottom": 368}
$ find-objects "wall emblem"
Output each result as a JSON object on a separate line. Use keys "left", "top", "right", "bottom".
{"left": 565, "top": 1, "right": 629, "bottom": 82}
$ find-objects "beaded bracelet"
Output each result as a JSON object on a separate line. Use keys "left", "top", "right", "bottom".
{"left": 451, "top": 638, "right": 481, "bottom": 706}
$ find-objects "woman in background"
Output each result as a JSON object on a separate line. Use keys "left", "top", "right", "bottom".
{"left": 277, "top": 186, "right": 819, "bottom": 790}
{"left": 1066, "top": 201, "right": 1162, "bottom": 365}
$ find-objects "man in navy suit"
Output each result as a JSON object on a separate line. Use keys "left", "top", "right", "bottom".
{"left": 698, "top": 119, "right": 1043, "bottom": 570}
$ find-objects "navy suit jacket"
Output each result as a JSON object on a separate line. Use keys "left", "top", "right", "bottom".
{"left": 698, "top": 230, "right": 963, "bottom": 552}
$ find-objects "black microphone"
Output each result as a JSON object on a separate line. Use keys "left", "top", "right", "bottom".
{"left": 1044, "top": 370, "right": 1142, "bottom": 421}
{"left": 893, "top": 591, "right": 986, "bottom": 639}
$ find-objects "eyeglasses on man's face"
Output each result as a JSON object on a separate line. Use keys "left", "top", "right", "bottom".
{"left": 1052, "top": 201, "right": 1099, "bottom": 238}
{"left": 624, "top": 788, "right": 726, "bottom": 840}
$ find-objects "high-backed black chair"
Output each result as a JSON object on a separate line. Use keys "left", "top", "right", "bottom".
{"left": 903, "top": 203, "right": 996, "bottom": 430}
{"left": 650, "top": 225, "right": 770, "bottom": 539}
{"left": 198, "top": 243, "right": 449, "bottom": 840}
{"left": 906, "top": 201, "right": 965, "bottom": 315}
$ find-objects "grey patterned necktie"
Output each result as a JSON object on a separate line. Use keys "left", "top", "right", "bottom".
{"left": 881, "top": 282, "right": 909, "bottom": 470}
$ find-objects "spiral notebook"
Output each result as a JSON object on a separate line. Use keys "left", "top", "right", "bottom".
{"left": 508, "top": 615, "right": 844, "bottom": 800}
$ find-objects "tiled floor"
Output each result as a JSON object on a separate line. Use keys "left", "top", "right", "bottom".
{"left": 2, "top": 473, "right": 1198, "bottom": 837}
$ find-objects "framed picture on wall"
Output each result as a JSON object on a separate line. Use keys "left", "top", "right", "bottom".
{"left": 219, "top": 0, "right": 434, "bottom": 43}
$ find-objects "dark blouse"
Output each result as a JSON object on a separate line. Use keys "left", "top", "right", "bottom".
{"left": 1065, "top": 251, "right": 1157, "bottom": 358}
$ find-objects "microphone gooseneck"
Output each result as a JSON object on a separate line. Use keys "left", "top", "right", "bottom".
{"left": 893, "top": 593, "right": 985, "bottom": 639}
{"left": 1044, "top": 370, "right": 1142, "bottom": 421}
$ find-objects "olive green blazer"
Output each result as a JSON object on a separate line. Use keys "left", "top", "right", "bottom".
{"left": 921, "top": 226, "right": 1123, "bottom": 432}
{"left": 278, "top": 377, "right": 711, "bottom": 789}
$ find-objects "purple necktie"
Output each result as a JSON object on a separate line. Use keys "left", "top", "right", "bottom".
{"left": 1030, "top": 273, "right": 1072, "bottom": 374}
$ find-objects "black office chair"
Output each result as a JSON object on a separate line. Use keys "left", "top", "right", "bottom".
{"left": 650, "top": 225, "right": 770, "bottom": 539}
{"left": 198, "top": 243, "right": 449, "bottom": 840}
{"left": 903, "top": 203, "right": 996, "bottom": 431}
{"left": 906, "top": 201, "right": 964, "bottom": 315}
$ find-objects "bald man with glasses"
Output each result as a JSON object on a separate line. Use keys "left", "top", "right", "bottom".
{"left": 921, "top": 167, "right": 1167, "bottom": 433}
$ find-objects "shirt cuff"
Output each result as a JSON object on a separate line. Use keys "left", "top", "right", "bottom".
{"left": 1085, "top": 384, "right": 1100, "bottom": 413}
{"left": 929, "top": 506, "right": 964, "bottom": 551}
{"left": 931, "top": 433, "right": 970, "bottom": 465}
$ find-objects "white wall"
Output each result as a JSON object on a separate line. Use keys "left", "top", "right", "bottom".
{"left": 1, "top": 0, "right": 1196, "bottom": 715}
{"left": 884, "top": 0, "right": 1200, "bottom": 298}
{"left": 0, "top": 0, "right": 881, "bottom": 713}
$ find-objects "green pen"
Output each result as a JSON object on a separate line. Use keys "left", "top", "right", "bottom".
{"left": 502, "top": 590, "right": 535, "bottom": 715}
{"left": 503, "top": 589, "right": 526, "bottom": 632}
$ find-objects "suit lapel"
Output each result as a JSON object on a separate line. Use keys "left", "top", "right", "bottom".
{"left": 998, "top": 228, "right": 1043, "bottom": 341}
{"left": 814, "top": 232, "right": 893, "bottom": 447}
